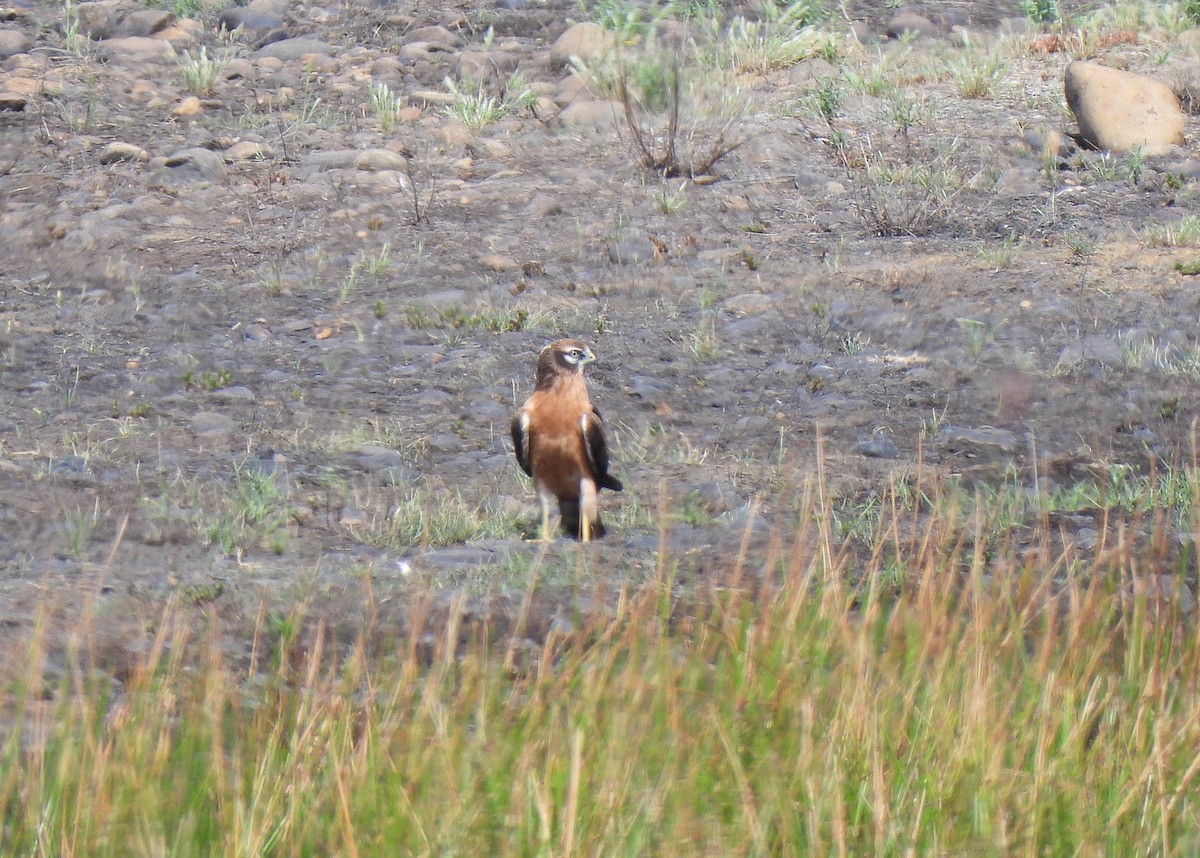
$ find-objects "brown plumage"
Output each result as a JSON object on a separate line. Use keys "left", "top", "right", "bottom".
{"left": 511, "top": 339, "right": 623, "bottom": 541}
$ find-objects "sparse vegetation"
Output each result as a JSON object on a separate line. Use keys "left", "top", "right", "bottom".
{"left": 616, "top": 56, "right": 749, "bottom": 178}
{"left": 368, "top": 80, "right": 405, "bottom": 132}
{"left": 180, "top": 46, "right": 227, "bottom": 97}
{"left": 980, "top": 229, "right": 1022, "bottom": 270}
{"left": 1143, "top": 214, "right": 1200, "bottom": 247}
{"left": 8, "top": 468, "right": 1200, "bottom": 853}
{"left": 443, "top": 74, "right": 536, "bottom": 132}
{"left": 947, "top": 48, "right": 1007, "bottom": 98}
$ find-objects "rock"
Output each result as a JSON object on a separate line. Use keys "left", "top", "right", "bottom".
{"left": 788, "top": 57, "right": 837, "bottom": 84}
{"left": 354, "top": 149, "right": 408, "bottom": 171}
{"left": 399, "top": 41, "right": 455, "bottom": 62}
{"left": 1056, "top": 335, "right": 1124, "bottom": 369}
{"left": 724, "top": 293, "right": 774, "bottom": 315}
{"left": 0, "top": 92, "right": 25, "bottom": 111}
{"left": 72, "top": 0, "right": 120, "bottom": 39}
{"left": 339, "top": 506, "right": 367, "bottom": 527}
{"left": 1064, "top": 61, "right": 1186, "bottom": 155}
{"left": 97, "top": 36, "right": 176, "bottom": 63}
{"left": 173, "top": 95, "right": 202, "bottom": 116}
{"left": 936, "top": 425, "right": 1019, "bottom": 455}
{"left": 995, "top": 167, "right": 1040, "bottom": 198}
{"left": 191, "top": 411, "right": 237, "bottom": 437}
{"left": 402, "top": 25, "right": 460, "bottom": 47}
{"left": 212, "top": 385, "right": 255, "bottom": 402}
{"left": 99, "top": 141, "right": 149, "bottom": 164}
{"left": 855, "top": 436, "right": 900, "bottom": 459}
{"left": 217, "top": 6, "right": 283, "bottom": 36}
{"left": 114, "top": 9, "right": 174, "bottom": 37}
{"left": 225, "top": 140, "right": 272, "bottom": 160}
{"left": 51, "top": 455, "right": 91, "bottom": 481}
{"left": 526, "top": 194, "right": 562, "bottom": 217}
{"left": 608, "top": 236, "right": 659, "bottom": 264}
{"left": 456, "top": 49, "right": 518, "bottom": 82}
{"left": 301, "top": 148, "right": 407, "bottom": 171}
{"left": 480, "top": 254, "right": 519, "bottom": 272}
{"left": 1022, "top": 126, "right": 1071, "bottom": 160}
{"left": 1124, "top": 575, "right": 1197, "bottom": 617}
{"left": 734, "top": 415, "right": 770, "bottom": 435}
{"left": 2, "top": 74, "right": 64, "bottom": 97}
{"left": 0, "top": 29, "right": 31, "bottom": 59}
{"left": 157, "top": 147, "right": 226, "bottom": 183}
{"left": 553, "top": 72, "right": 592, "bottom": 106}
{"left": 409, "top": 89, "right": 458, "bottom": 107}
{"left": 558, "top": 99, "right": 622, "bottom": 130}
{"left": 549, "top": 22, "right": 615, "bottom": 68}
{"left": 1178, "top": 28, "right": 1200, "bottom": 55}
{"left": 886, "top": 11, "right": 937, "bottom": 39}
{"left": 253, "top": 37, "right": 336, "bottom": 60}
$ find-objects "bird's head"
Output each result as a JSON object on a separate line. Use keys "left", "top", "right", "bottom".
{"left": 536, "top": 339, "right": 596, "bottom": 387}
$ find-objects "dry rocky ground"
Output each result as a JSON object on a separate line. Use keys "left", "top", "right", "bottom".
{"left": 3, "top": 0, "right": 1200, "bottom": 676}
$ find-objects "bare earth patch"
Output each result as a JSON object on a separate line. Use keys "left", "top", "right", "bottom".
{"left": 2, "top": 0, "right": 1200, "bottom": 666}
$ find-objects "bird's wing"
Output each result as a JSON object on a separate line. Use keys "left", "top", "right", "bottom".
{"left": 582, "top": 409, "right": 623, "bottom": 492}
{"left": 511, "top": 411, "right": 533, "bottom": 477}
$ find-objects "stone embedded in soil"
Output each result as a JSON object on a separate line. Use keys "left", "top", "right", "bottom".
{"left": 403, "top": 25, "right": 462, "bottom": 47}
{"left": 549, "top": 22, "right": 615, "bottom": 69}
{"left": 855, "top": 436, "right": 900, "bottom": 459}
{"left": 886, "top": 11, "right": 937, "bottom": 39}
{"left": 724, "top": 293, "right": 775, "bottom": 315}
{"left": 99, "top": 141, "right": 150, "bottom": 164}
{"left": 1125, "top": 575, "right": 1197, "bottom": 616}
{"left": 936, "top": 425, "right": 1019, "bottom": 456}
{"left": 225, "top": 140, "right": 273, "bottom": 160}
{"left": 173, "top": 96, "right": 202, "bottom": 116}
{"left": 608, "top": 236, "right": 659, "bottom": 265}
{"left": 50, "top": 456, "right": 93, "bottom": 484}
{"left": 217, "top": 6, "right": 283, "bottom": 36}
{"left": 0, "top": 29, "right": 31, "bottom": 59}
{"left": 557, "top": 100, "right": 623, "bottom": 129}
{"left": 481, "top": 254, "right": 519, "bottom": 272}
{"left": 211, "top": 386, "right": 255, "bottom": 402}
{"left": 1064, "top": 61, "right": 1186, "bottom": 155}
{"left": 157, "top": 147, "right": 226, "bottom": 183}
{"left": 114, "top": 8, "right": 175, "bottom": 37}
{"left": 338, "top": 507, "right": 367, "bottom": 527}
{"left": 302, "top": 149, "right": 408, "bottom": 171}
{"left": 254, "top": 37, "right": 336, "bottom": 60}
{"left": 526, "top": 194, "right": 562, "bottom": 217}
{"left": 1056, "top": 335, "right": 1124, "bottom": 370}
{"left": 73, "top": 1, "right": 120, "bottom": 39}
{"left": 456, "top": 49, "right": 519, "bottom": 82}
{"left": 97, "top": 35, "right": 176, "bottom": 63}
{"left": 191, "top": 411, "right": 237, "bottom": 438}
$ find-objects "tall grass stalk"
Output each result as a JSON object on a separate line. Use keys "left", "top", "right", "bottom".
{"left": 3, "top": 470, "right": 1200, "bottom": 854}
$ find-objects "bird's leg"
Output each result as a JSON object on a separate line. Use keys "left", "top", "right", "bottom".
{"left": 579, "top": 478, "right": 598, "bottom": 544}
{"left": 537, "top": 494, "right": 554, "bottom": 543}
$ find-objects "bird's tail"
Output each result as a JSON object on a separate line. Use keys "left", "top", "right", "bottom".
{"left": 598, "top": 474, "right": 623, "bottom": 492}
{"left": 559, "top": 499, "right": 607, "bottom": 540}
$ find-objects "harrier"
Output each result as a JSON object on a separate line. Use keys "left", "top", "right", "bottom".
{"left": 511, "top": 339, "right": 623, "bottom": 541}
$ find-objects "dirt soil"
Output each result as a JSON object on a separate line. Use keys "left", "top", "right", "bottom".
{"left": 2, "top": 0, "right": 1200, "bottom": 676}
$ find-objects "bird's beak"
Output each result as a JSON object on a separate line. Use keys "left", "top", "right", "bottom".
{"left": 582, "top": 347, "right": 596, "bottom": 364}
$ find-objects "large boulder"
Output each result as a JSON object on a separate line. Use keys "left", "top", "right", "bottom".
{"left": 1064, "top": 61, "right": 1186, "bottom": 155}
{"left": 549, "top": 22, "right": 615, "bottom": 69}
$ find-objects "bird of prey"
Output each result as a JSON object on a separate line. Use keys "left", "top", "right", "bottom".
{"left": 511, "top": 339, "right": 623, "bottom": 542}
